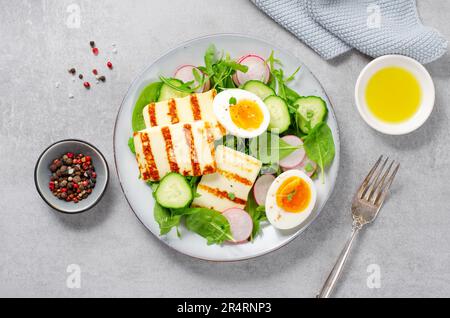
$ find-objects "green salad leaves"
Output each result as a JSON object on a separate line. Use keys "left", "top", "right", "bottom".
{"left": 198, "top": 44, "right": 248, "bottom": 91}
{"left": 132, "top": 82, "right": 162, "bottom": 131}
{"left": 185, "top": 208, "right": 233, "bottom": 245}
{"left": 303, "top": 122, "right": 335, "bottom": 183}
{"left": 249, "top": 132, "right": 300, "bottom": 165}
{"left": 245, "top": 195, "right": 267, "bottom": 241}
{"left": 154, "top": 202, "right": 233, "bottom": 245}
{"left": 154, "top": 202, "right": 182, "bottom": 236}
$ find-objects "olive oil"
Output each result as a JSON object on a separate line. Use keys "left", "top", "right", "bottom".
{"left": 365, "top": 67, "right": 421, "bottom": 123}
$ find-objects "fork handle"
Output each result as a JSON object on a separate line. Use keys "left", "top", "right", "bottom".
{"left": 316, "top": 225, "right": 360, "bottom": 298}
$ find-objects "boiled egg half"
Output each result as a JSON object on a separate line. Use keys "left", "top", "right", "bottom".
{"left": 265, "top": 170, "right": 317, "bottom": 230}
{"left": 213, "top": 89, "right": 270, "bottom": 138}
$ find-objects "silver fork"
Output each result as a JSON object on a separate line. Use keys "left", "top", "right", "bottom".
{"left": 317, "top": 155, "right": 400, "bottom": 298}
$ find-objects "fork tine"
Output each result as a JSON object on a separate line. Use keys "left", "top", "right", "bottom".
{"left": 364, "top": 157, "right": 389, "bottom": 201}
{"left": 368, "top": 160, "right": 395, "bottom": 204}
{"left": 358, "top": 155, "right": 383, "bottom": 198}
{"left": 374, "top": 162, "right": 400, "bottom": 206}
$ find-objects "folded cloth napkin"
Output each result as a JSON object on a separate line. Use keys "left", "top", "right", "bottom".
{"left": 251, "top": 0, "right": 447, "bottom": 64}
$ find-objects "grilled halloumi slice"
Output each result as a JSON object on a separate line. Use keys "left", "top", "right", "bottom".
{"left": 192, "top": 145, "right": 262, "bottom": 211}
{"left": 142, "top": 89, "right": 225, "bottom": 140}
{"left": 133, "top": 121, "right": 216, "bottom": 181}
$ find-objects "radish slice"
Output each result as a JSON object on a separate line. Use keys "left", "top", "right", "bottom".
{"left": 279, "top": 135, "right": 306, "bottom": 169}
{"left": 282, "top": 156, "right": 317, "bottom": 177}
{"left": 222, "top": 208, "right": 253, "bottom": 243}
{"left": 253, "top": 174, "right": 276, "bottom": 206}
{"left": 232, "top": 54, "right": 270, "bottom": 86}
{"left": 174, "top": 65, "right": 210, "bottom": 92}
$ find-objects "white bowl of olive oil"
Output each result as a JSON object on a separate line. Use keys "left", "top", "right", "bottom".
{"left": 355, "top": 55, "right": 435, "bottom": 135}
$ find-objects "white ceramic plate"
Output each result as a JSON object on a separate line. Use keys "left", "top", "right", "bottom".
{"left": 113, "top": 34, "right": 340, "bottom": 261}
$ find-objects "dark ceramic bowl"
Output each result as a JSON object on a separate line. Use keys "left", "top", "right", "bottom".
{"left": 34, "top": 139, "right": 109, "bottom": 214}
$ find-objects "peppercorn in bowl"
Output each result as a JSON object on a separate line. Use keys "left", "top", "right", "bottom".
{"left": 34, "top": 139, "right": 109, "bottom": 213}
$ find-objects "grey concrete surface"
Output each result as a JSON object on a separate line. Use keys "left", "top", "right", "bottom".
{"left": 0, "top": 0, "right": 449, "bottom": 298}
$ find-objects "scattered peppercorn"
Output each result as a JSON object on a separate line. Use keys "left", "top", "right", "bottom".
{"left": 79, "top": 74, "right": 83, "bottom": 79}
{"left": 48, "top": 153, "right": 97, "bottom": 203}
{"left": 90, "top": 41, "right": 95, "bottom": 48}
{"left": 98, "top": 75, "right": 106, "bottom": 82}
{"left": 92, "top": 47, "right": 99, "bottom": 55}
{"left": 83, "top": 82, "right": 91, "bottom": 89}
{"left": 68, "top": 68, "right": 76, "bottom": 75}
{"left": 92, "top": 69, "right": 98, "bottom": 75}
{"left": 107, "top": 61, "right": 113, "bottom": 69}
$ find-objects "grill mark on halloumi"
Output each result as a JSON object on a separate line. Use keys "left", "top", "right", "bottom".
{"left": 198, "top": 184, "right": 247, "bottom": 205}
{"left": 216, "top": 168, "right": 253, "bottom": 186}
{"left": 161, "top": 126, "right": 179, "bottom": 173}
{"left": 203, "top": 164, "right": 216, "bottom": 175}
{"left": 133, "top": 132, "right": 145, "bottom": 176}
{"left": 192, "top": 145, "right": 262, "bottom": 211}
{"left": 148, "top": 103, "right": 157, "bottom": 126}
{"left": 139, "top": 132, "right": 159, "bottom": 181}
{"left": 168, "top": 99, "right": 179, "bottom": 124}
{"left": 217, "top": 122, "right": 226, "bottom": 136}
{"left": 142, "top": 90, "right": 224, "bottom": 140}
{"left": 190, "top": 95, "right": 202, "bottom": 121}
{"left": 203, "top": 121, "right": 215, "bottom": 157}
{"left": 134, "top": 121, "right": 217, "bottom": 181}
{"left": 183, "top": 124, "right": 201, "bottom": 176}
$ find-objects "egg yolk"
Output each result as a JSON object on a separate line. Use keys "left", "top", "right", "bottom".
{"left": 276, "top": 176, "right": 311, "bottom": 213}
{"left": 229, "top": 99, "right": 264, "bottom": 130}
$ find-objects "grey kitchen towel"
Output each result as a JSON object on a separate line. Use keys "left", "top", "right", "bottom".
{"left": 252, "top": 0, "right": 448, "bottom": 64}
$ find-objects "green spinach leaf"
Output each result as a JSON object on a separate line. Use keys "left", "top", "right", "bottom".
{"left": 303, "top": 122, "right": 335, "bottom": 183}
{"left": 128, "top": 137, "right": 135, "bottom": 154}
{"left": 185, "top": 208, "right": 233, "bottom": 245}
{"left": 132, "top": 82, "right": 162, "bottom": 131}
{"left": 249, "top": 132, "right": 300, "bottom": 164}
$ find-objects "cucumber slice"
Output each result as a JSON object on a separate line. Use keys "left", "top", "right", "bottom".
{"left": 242, "top": 80, "right": 275, "bottom": 100}
{"left": 155, "top": 173, "right": 193, "bottom": 209}
{"left": 295, "top": 96, "right": 328, "bottom": 134}
{"left": 158, "top": 79, "right": 190, "bottom": 101}
{"left": 264, "top": 96, "right": 291, "bottom": 133}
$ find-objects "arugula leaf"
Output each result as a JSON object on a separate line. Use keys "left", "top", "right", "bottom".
{"left": 284, "top": 66, "right": 301, "bottom": 83}
{"left": 159, "top": 76, "right": 195, "bottom": 93}
{"left": 245, "top": 195, "right": 267, "bottom": 240}
{"left": 185, "top": 208, "right": 233, "bottom": 245}
{"left": 128, "top": 137, "right": 135, "bottom": 154}
{"left": 204, "top": 44, "right": 217, "bottom": 75}
{"left": 249, "top": 132, "right": 300, "bottom": 164}
{"left": 222, "top": 58, "right": 248, "bottom": 73}
{"left": 132, "top": 82, "right": 162, "bottom": 131}
{"left": 266, "top": 51, "right": 304, "bottom": 137}
{"left": 154, "top": 202, "right": 182, "bottom": 235}
{"left": 201, "top": 45, "right": 247, "bottom": 91}
{"left": 303, "top": 122, "right": 335, "bottom": 183}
